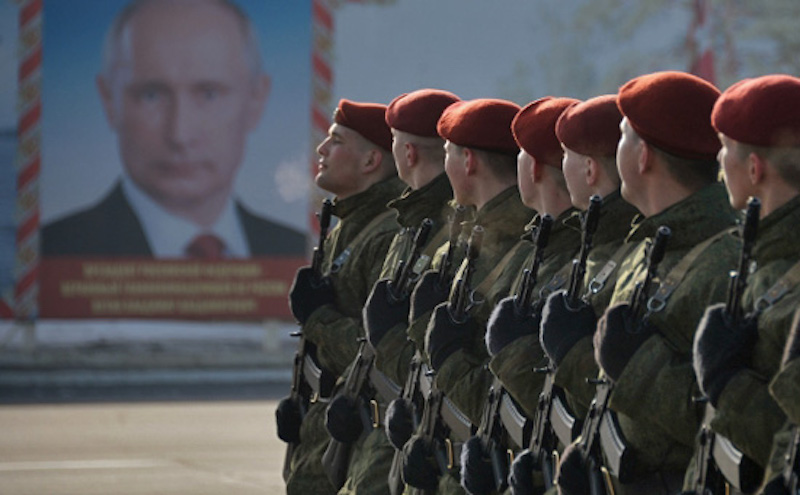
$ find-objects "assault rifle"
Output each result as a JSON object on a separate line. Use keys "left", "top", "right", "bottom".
{"left": 528, "top": 195, "right": 602, "bottom": 490}
{"left": 781, "top": 426, "right": 799, "bottom": 494}
{"left": 321, "top": 219, "right": 433, "bottom": 489}
{"left": 687, "top": 197, "right": 763, "bottom": 495}
{"left": 388, "top": 209, "right": 468, "bottom": 494}
{"left": 579, "top": 225, "right": 670, "bottom": 495}
{"left": 514, "top": 215, "right": 554, "bottom": 316}
{"left": 283, "top": 198, "right": 333, "bottom": 481}
{"left": 404, "top": 226, "right": 483, "bottom": 494}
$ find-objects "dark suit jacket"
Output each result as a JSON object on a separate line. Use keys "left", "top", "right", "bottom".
{"left": 42, "top": 182, "right": 307, "bottom": 257}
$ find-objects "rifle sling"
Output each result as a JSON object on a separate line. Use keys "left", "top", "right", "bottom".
{"left": 330, "top": 210, "right": 396, "bottom": 273}
{"left": 474, "top": 242, "right": 526, "bottom": 298}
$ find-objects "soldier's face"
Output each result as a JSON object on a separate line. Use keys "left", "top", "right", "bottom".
{"left": 562, "top": 145, "right": 592, "bottom": 210}
{"left": 315, "top": 123, "right": 371, "bottom": 199}
{"left": 616, "top": 118, "right": 644, "bottom": 207}
{"left": 391, "top": 129, "right": 411, "bottom": 185}
{"left": 517, "top": 149, "right": 538, "bottom": 209}
{"left": 718, "top": 134, "right": 750, "bottom": 210}
{"left": 444, "top": 140, "right": 471, "bottom": 205}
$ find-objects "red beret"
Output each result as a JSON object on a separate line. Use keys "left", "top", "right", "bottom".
{"left": 437, "top": 98, "right": 521, "bottom": 155}
{"left": 712, "top": 74, "right": 800, "bottom": 147}
{"left": 618, "top": 71, "right": 721, "bottom": 160}
{"left": 556, "top": 95, "right": 622, "bottom": 158}
{"left": 334, "top": 99, "right": 393, "bottom": 152}
{"left": 385, "top": 89, "right": 461, "bottom": 137}
{"left": 512, "top": 97, "right": 580, "bottom": 167}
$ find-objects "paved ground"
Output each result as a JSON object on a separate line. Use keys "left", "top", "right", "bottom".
{"left": 0, "top": 392, "right": 291, "bottom": 494}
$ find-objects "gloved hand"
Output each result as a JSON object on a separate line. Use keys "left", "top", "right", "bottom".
{"left": 508, "top": 448, "right": 546, "bottom": 495}
{"left": 410, "top": 270, "right": 450, "bottom": 323}
{"left": 485, "top": 296, "right": 539, "bottom": 357}
{"left": 555, "top": 442, "right": 589, "bottom": 495}
{"left": 594, "top": 302, "right": 656, "bottom": 382}
{"left": 782, "top": 309, "right": 800, "bottom": 367}
{"left": 460, "top": 436, "right": 494, "bottom": 494}
{"left": 289, "top": 267, "right": 335, "bottom": 324}
{"left": 364, "top": 279, "right": 411, "bottom": 348}
{"left": 325, "top": 395, "right": 364, "bottom": 443}
{"left": 385, "top": 397, "right": 415, "bottom": 450}
{"left": 426, "top": 302, "right": 477, "bottom": 370}
{"left": 540, "top": 290, "right": 597, "bottom": 367}
{"left": 693, "top": 303, "right": 757, "bottom": 407}
{"left": 275, "top": 396, "right": 303, "bottom": 443}
{"left": 402, "top": 435, "right": 440, "bottom": 491}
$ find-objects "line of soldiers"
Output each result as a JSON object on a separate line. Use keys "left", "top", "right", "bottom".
{"left": 276, "top": 72, "right": 800, "bottom": 495}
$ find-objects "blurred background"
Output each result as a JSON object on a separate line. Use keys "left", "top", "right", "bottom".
{"left": 1, "top": 0, "right": 799, "bottom": 493}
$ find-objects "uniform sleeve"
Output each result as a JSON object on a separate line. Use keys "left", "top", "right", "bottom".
{"left": 769, "top": 358, "right": 800, "bottom": 425}
{"left": 553, "top": 336, "right": 598, "bottom": 415}
{"left": 435, "top": 349, "right": 494, "bottom": 426}
{"left": 712, "top": 369, "right": 788, "bottom": 467}
{"left": 374, "top": 323, "right": 417, "bottom": 386}
{"left": 303, "top": 304, "right": 362, "bottom": 378}
{"left": 488, "top": 333, "right": 548, "bottom": 419}
{"left": 609, "top": 334, "right": 703, "bottom": 449}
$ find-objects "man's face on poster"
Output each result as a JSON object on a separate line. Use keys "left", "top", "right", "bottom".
{"left": 97, "top": 1, "right": 269, "bottom": 214}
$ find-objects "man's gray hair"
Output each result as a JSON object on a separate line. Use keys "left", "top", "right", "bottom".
{"left": 100, "top": 0, "right": 264, "bottom": 80}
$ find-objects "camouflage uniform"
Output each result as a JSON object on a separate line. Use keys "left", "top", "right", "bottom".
{"left": 602, "top": 183, "right": 738, "bottom": 491}
{"left": 339, "top": 173, "right": 453, "bottom": 495}
{"left": 770, "top": 357, "right": 800, "bottom": 426}
{"left": 491, "top": 191, "right": 638, "bottom": 419}
{"left": 703, "top": 193, "right": 800, "bottom": 478}
{"left": 486, "top": 208, "right": 582, "bottom": 419}
{"left": 286, "top": 176, "right": 405, "bottom": 495}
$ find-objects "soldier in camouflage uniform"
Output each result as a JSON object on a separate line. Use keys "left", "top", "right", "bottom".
{"left": 325, "top": 89, "right": 460, "bottom": 495}
{"left": 555, "top": 71, "right": 740, "bottom": 495}
{"left": 502, "top": 95, "right": 639, "bottom": 494}
{"left": 690, "top": 75, "right": 800, "bottom": 492}
{"left": 399, "top": 98, "right": 532, "bottom": 494}
{"left": 456, "top": 97, "right": 584, "bottom": 494}
{"left": 279, "top": 98, "right": 405, "bottom": 494}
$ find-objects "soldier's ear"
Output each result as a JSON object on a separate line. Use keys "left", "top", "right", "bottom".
{"left": 463, "top": 148, "right": 478, "bottom": 176}
{"left": 362, "top": 148, "right": 382, "bottom": 174}
{"left": 747, "top": 151, "right": 766, "bottom": 185}
{"left": 638, "top": 141, "right": 653, "bottom": 174}
{"left": 586, "top": 156, "right": 599, "bottom": 186}
{"left": 405, "top": 142, "right": 419, "bottom": 168}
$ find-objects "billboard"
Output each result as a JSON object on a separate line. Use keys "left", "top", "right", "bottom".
{"left": 33, "top": 0, "right": 312, "bottom": 320}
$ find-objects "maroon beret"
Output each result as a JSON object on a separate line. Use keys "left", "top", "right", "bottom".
{"left": 712, "top": 74, "right": 800, "bottom": 147}
{"left": 512, "top": 97, "right": 580, "bottom": 167}
{"left": 556, "top": 95, "right": 622, "bottom": 158}
{"left": 334, "top": 99, "right": 393, "bottom": 152}
{"left": 436, "top": 98, "right": 521, "bottom": 155}
{"left": 385, "top": 89, "right": 461, "bottom": 138}
{"left": 618, "top": 71, "right": 721, "bottom": 160}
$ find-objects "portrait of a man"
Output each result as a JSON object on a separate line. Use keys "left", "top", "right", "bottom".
{"left": 41, "top": 0, "right": 306, "bottom": 259}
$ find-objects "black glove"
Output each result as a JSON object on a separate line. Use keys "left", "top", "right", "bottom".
{"left": 289, "top": 267, "right": 335, "bottom": 324}
{"left": 594, "top": 303, "right": 656, "bottom": 382}
{"left": 363, "top": 279, "right": 410, "bottom": 348}
{"left": 385, "top": 397, "right": 415, "bottom": 450}
{"left": 460, "top": 436, "right": 494, "bottom": 494}
{"left": 410, "top": 270, "right": 449, "bottom": 323}
{"left": 275, "top": 396, "right": 303, "bottom": 443}
{"left": 555, "top": 443, "right": 590, "bottom": 495}
{"left": 693, "top": 303, "right": 757, "bottom": 407}
{"left": 485, "top": 296, "right": 540, "bottom": 357}
{"left": 402, "top": 435, "right": 440, "bottom": 491}
{"left": 540, "top": 290, "right": 597, "bottom": 367}
{"left": 760, "top": 475, "right": 790, "bottom": 495}
{"left": 426, "top": 302, "right": 476, "bottom": 370}
{"left": 509, "top": 448, "right": 546, "bottom": 495}
{"left": 325, "top": 395, "right": 364, "bottom": 443}
{"left": 782, "top": 309, "right": 800, "bottom": 367}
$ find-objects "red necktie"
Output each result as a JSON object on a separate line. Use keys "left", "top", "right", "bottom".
{"left": 185, "top": 234, "right": 225, "bottom": 259}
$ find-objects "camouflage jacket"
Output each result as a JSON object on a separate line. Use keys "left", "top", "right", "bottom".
{"left": 770, "top": 356, "right": 800, "bottom": 426}
{"left": 302, "top": 176, "right": 405, "bottom": 378}
{"left": 428, "top": 186, "right": 534, "bottom": 425}
{"left": 372, "top": 173, "right": 455, "bottom": 386}
{"left": 711, "top": 193, "right": 800, "bottom": 467}
{"left": 485, "top": 208, "right": 584, "bottom": 419}
{"left": 606, "top": 182, "right": 739, "bottom": 475}
{"left": 550, "top": 191, "right": 640, "bottom": 416}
